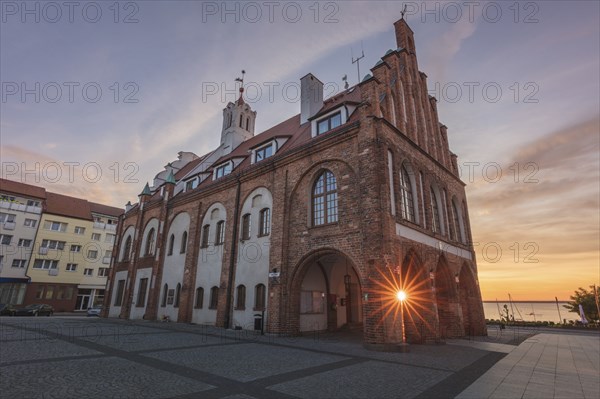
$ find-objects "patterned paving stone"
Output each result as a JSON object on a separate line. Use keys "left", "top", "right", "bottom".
{"left": 268, "top": 360, "right": 451, "bottom": 399}
{"left": 0, "top": 339, "right": 102, "bottom": 364}
{"left": 0, "top": 356, "right": 214, "bottom": 398}
{"left": 143, "top": 342, "right": 349, "bottom": 382}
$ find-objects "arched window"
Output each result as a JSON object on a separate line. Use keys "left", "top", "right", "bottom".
{"left": 255, "top": 284, "right": 266, "bottom": 310}
{"left": 239, "top": 114, "right": 243, "bottom": 127}
{"left": 174, "top": 283, "right": 181, "bottom": 308}
{"left": 145, "top": 228, "right": 155, "bottom": 256}
{"left": 399, "top": 166, "right": 415, "bottom": 222}
{"left": 123, "top": 235, "right": 132, "bottom": 261}
{"left": 209, "top": 286, "right": 219, "bottom": 309}
{"left": 259, "top": 208, "right": 270, "bottom": 236}
{"left": 312, "top": 170, "right": 338, "bottom": 226}
{"left": 235, "top": 285, "right": 246, "bottom": 309}
{"left": 180, "top": 231, "right": 187, "bottom": 254}
{"left": 201, "top": 224, "right": 210, "bottom": 248}
{"left": 167, "top": 234, "right": 174, "bottom": 256}
{"left": 246, "top": 117, "right": 249, "bottom": 131}
{"left": 399, "top": 80, "right": 408, "bottom": 124}
{"left": 216, "top": 221, "right": 225, "bottom": 245}
{"left": 451, "top": 201, "right": 463, "bottom": 242}
{"left": 390, "top": 92, "right": 398, "bottom": 127}
{"left": 241, "top": 214, "right": 251, "bottom": 240}
{"left": 161, "top": 284, "right": 168, "bottom": 307}
{"left": 430, "top": 187, "right": 441, "bottom": 233}
{"left": 195, "top": 287, "right": 204, "bottom": 309}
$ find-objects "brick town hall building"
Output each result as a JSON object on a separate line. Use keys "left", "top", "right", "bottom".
{"left": 105, "top": 17, "right": 486, "bottom": 347}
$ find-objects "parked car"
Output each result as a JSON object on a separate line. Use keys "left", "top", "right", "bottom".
{"left": 87, "top": 305, "right": 102, "bottom": 317}
{"left": 15, "top": 304, "right": 54, "bottom": 317}
{"left": 0, "top": 304, "right": 18, "bottom": 316}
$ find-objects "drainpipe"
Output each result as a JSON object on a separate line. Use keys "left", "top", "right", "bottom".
{"left": 224, "top": 174, "right": 242, "bottom": 329}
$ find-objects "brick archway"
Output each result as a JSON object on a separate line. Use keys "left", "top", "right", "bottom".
{"left": 459, "top": 264, "right": 486, "bottom": 336}
{"left": 435, "top": 257, "right": 461, "bottom": 338}
{"left": 288, "top": 248, "right": 363, "bottom": 335}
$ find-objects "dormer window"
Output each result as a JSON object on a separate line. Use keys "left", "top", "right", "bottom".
{"left": 317, "top": 112, "right": 342, "bottom": 135}
{"left": 255, "top": 143, "right": 273, "bottom": 163}
{"left": 185, "top": 178, "right": 198, "bottom": 191}
{"left": 214, "top": 162, "right": 233, "bottom": 179}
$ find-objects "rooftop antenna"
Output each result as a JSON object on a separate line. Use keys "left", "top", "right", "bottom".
{"left": 342, "top": 74, "right": 349, "bottom": 90}
{"left": 401, "top": 4, "right": 408, "bottom": 19}
{"left": 351, "top": 41, "right": 365, "bottom": 84}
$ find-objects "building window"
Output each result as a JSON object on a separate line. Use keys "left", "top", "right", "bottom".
{"left": 33, "top": 259, "right": 58, "bottom": 269}
{"left": 0, "top": 234, "right": 13, "bottom": 245}
{"left": 235, "top": 285, "right": 246, "bottom": 310}
{"left": 87, "top": 250, "right": 98, "bottom": 259}
{"left": 214, "top": 162, "right": 232, "bottom": 179}
{"left": 168, "top": 234, "right": 175, "bottom": 256}
{"left": 123, "top": 236, "right": 132, "bottom": 261}
{"left": 241, "top": 214, "right": 251, "bottom": 240}
{"left": 0, "top": 213, "right": 16, "bottom": 223}
{"left": 255, "top": 284, "right": 266, "bottom": 310}
{"left": 17, "top": 239, "right": 32, "bottom": 247}
{"left": 24, "top": 218, "right": 37, "bottom": 228}
{"left": 430, "top": 187, "right": 441, "bottom": 234}
{"left": 114, "top": 280, "right": 125, "bottom": 306}
{"left": 209, "top": 286, "right": 219, "bottom": 309}
{"left": 91, "top": 233, "right": 101, "bottom": 241}
{"left": 145, "top": 228, "right": 155, "bottom": 256}
{"left": 216, "top": 221, "right": 225, "bottom": 245}
{"left": 70, "top": 245, "right": 82, "bottom": 253}
{"left": 312, "top": 170, "right": 338, "bottom": 226}
{"left": 105, "top": 233, "right": 115, "bottom": 244}
{"left": 255, "top": 143, "right": 273, "bottom": 163}
{"left": 66, "top": 263, "right": 77, "bottom": 272}
{"left": 136, "top": 278, "right": 148, "bottom": 308}
{"left": 259, "top": 208, "right": 271, "bottom": 236}
{"left": 195, "top": 287, "right": 204, "bottom": 309}
{"left": 74, "top": 226, "right": 86, "bottom": 235}
{"left": 174, "top": 283, "right": 181, "bottom": 308}
{"left": 27, "top": 200, "right": 40, "bottom": 207}
{"left": 44, "top": 220, "right": 67, "bottom": 232}
{"left": 98, "top": 268, "right": 109, "bottom": 277}
{"left": 83, "top": 268, "right": 94, "bottom": 276}
{"left": 399, "top": 165, "right": 416, "bottom": 223}
{"left": 201, "top": 224, "right": 210, "bottom": 248}
{"left": 161, "top": 284, "right": 168, "bottom": 307}
{"left": 185, "top": 179, "right": 198, "bottom": 191}
{"left": 180, "top": 231, "right": 187, "bottom": 254}
{"left": 35, "top": 286, "right": 44, "bottom": 299}
{"left": 246, "top": 117, "right": 250, "bottom": 131}
{"left": 239, "top": 114, "right": 243, "bottom": 128}
{"left": 11, "top": 259, "right": 27, "bottom": 268}
{"left": 41, "top": 239, "right": 65, "bottom": 250}
{"left": 317, "top": 112, "right": 342, "bottom": 135}
{"left": 45, "top": 285, "right": 55, "bottom": 300}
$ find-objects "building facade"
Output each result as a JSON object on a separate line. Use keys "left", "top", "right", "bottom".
{"left": 105, "top": 18, "right": 487, "bottom": 346}
{"left": 0, "top": 179, "right": 121, "bottom": 311}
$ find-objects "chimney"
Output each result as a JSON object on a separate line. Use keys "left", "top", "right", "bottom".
{"left": 300, "top": 73, "right": 324, "bottom": 124}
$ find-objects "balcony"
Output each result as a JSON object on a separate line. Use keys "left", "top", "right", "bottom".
{"left": 39, "top": 247, "right": 48, "bottom": 255}
{"left": 102, "top": 257, "right": 111, "bottom": 264}
{"left": 2, "top": 222, "right": 15, "bottom": 230}
{"left": 48, "top": 268, "right": 59, "bottom": 276}
{"left": 0, "top": 201, "right": 41, "bottom": 214}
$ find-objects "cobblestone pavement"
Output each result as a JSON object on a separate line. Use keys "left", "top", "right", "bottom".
{"left": 0, "top": 317, "right": 531, "bottom": 398}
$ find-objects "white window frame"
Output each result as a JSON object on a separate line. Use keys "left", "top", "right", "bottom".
{"left": 213, "top": 161, "right": 233, "bottom": 180}
{"left": 83, "top": 268, "right": 94, "bottom": 276}
{"left": 66, "top": 263, "right": 78, "bottom": 272}
{"left": 252, "top": 141, "right": 276, "bottom": 164}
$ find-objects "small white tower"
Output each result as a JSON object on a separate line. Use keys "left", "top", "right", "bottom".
{"left": 220, "top": 70, "right": 256, "bottom": 155}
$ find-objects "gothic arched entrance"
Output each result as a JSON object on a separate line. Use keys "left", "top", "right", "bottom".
{"left": 291, "top": 249, "right": 363, "bottom": 333}
{"left": 435, "top": 257, "right": 461, "bottom": 338}
{"left": 459, "top": 264, "right": 485, "bottom": 336}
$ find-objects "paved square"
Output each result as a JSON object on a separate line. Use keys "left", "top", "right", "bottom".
{"left": 1, "top": 317, "right": 597, "bottom": 398}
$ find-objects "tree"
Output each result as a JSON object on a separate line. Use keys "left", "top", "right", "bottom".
{"left": 563, "top": 286, "right": 599, "bottom": 322}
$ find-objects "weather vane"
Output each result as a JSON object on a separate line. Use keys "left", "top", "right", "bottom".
{"left": 351, "top": 42, "right": 365, "bottom": 84}
{"left": 401, "top": 4, "right": 407, "bottom": 19}
{"left": 235, "top": 70, "right": 246, "bottom": 96}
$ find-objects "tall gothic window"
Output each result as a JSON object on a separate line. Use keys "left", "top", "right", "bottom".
{"left": 123, "top": 236, "right": 132, "bottom": 261}
{"left": 145, "top": 228, "right": 155, "bottom": 256}
{"left": 216, "top": 221, "right": 225, "bottom": 245}
{"left": 451, "top": 201, "right": 462, "bottom": 242}
{"left": 399, "top": 166, "right": 415, "bottom": 222}
{"left": 180, "top": 231, "right": 188, "bottom": 254}
{"left": 236, "top": 285, "right": 246, "bottom": 309}
{"left": 430, "top": 187, "right": 441, "bottom": 233}
{"left": 255, "top": 284, "right": 266, "bottom": 310}
{"left": 168, "top": 234, "right": 175, "bottom": 256}
{"left": 201, "top": 224, "right": 210, "bottom": 248}
{"left": 241, "top": 214, "right": 251, "bottom": 240}
{"left": 259, "top": 208, "right": 270, "bottom": 236}
{"left": 174, "top": 283, "right": 181, "bottom": 308}
{"left": 312, "top": 170, "right": 338, "bottom": 226}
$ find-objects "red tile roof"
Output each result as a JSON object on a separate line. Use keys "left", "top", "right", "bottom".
{"left": 89, "top": 202, "right": 123, "bottom": 218}
{"left": 45, "top": 192, "right": 93, "bottom": 221}
{"left": 0, "top": 178, "right": 47, "bottom": 199}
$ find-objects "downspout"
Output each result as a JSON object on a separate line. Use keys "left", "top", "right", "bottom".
{"left": 224, "top": 174, "right": 242, "bottom": 329}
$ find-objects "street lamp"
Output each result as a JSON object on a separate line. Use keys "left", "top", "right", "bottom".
{"left": 396, "top": 289, "right": 409, "bottom": 352}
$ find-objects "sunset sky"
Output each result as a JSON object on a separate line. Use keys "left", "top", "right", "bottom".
{"left": 1, "top": 1, "right": 598, "bottom": 301}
